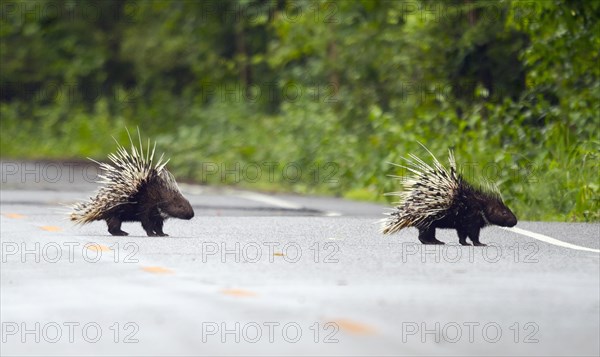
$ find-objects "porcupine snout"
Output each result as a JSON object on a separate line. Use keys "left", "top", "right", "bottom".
{"left": 484, "top": 198, "right": 517, "bottom": 227}
{"left": 162, "top": 193, "right": 195, "bottom": 220}
{"left": 177, "top": 198, "right": 195, "bottom": 220}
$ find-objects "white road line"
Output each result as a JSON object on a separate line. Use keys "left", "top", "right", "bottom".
{"left": 235, "top": 191, "right": 304, "bottom": 210}
{"left": 234, "top": 191, "right": 343, "bottom": 216}
{"left": 502, "top": 226, "right": 600, "bottom": 253}
{"left": 324, "top": 211, "right": 342, "bottom": 217}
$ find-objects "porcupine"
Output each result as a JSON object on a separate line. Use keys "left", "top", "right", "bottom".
{"left": 381, "top": 145, "right": 517, "bottom": 246}
{"left": 70, "top": 129, "right": 194, "bottom": 236}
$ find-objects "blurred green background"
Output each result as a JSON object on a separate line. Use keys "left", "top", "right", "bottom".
{"left": 1, "top": 0, "right": 598, "bottom": 221}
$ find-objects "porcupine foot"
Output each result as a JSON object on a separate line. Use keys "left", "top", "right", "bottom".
{"left": 457, "top": 231, "right": 471, "bottom": 246}
{"left": 141, "top": 217, "right": 169, "bottom": 237}
{"left": 151, "top": 230, "right": 169, "bottom": 237}
{"left": 153, "top": 228, "right": 169, "bottom": 237}
{"left": 109, "top": 229, "right": 129, "bottom": 236}
{"left": 154, "top": 220, "right": 169, "bottom": 237}
{"left": 143, "top": 228, "right": 166, "bottom": 237}
{"left": 418, "top": 228, "right": 445, "bottom": 245}
{"left": 107, "top": 217, "right": 129, "bottom": 236}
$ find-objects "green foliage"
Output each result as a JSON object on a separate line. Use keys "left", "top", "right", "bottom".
{"left": 1, "top": 0, "right": 598, "bottom": 221}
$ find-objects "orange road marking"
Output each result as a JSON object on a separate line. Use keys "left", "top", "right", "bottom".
{"left": 141, "top": 266, "right": 174, "bottom": 274}
{"left": 40, "top": 226, "right": 62, "bottom": 232}
{"left": 221, "top": 288, "right": 256, "bottom": 297}
{"left": 330, "top": 319, "right": 377, "bottom": 335}
{"left": 3, "top": 213, "right": 25, "bottom": 219}
{"left": 86, "top": 244, "right": 110, "bottom": 252}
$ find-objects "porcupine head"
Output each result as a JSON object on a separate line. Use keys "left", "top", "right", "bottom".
{"left": 70, "top": 129, "right": 194, "bottom": 236}
{"left": 475, "top": 188, "right": 517, "bottom": 228}
{"left": 141, "top": 169, "right": 195, "bottom": 220}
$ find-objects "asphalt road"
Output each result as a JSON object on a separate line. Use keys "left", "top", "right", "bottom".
{"left": 1, "top": 161, "right": 599, "bottom": 356}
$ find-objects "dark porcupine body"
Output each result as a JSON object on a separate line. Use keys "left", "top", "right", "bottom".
{"left": 71, "top": 130, "right": 194, "bottom": 237}
{"left": 382, "top": 145, "right": 517, "bottom": 246}
{"left": 102, "top": 171, "right": 194, "bottom": 237}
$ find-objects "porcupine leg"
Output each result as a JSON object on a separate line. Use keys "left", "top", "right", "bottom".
{"left": 140, "top": 217, "right": 158, "bottom": 237}
{"left": 148, "top": 208, "right": 168, "bottom": 237}
{"left": 457, "top": 230, "right": 471, "bottom": 246}
{"left": 418, "top": 227, "right": 445, "bottom": 245}
{"left": 468, "top": 229, "right": 486, "bottom": 246}
{"left": 141, "top": 211, "right": 169, "bottom": 237}
{"left": 154, "top": 220, "right": 168, "bottom": 237}
{"left": 107, "top": 217, "right": 128, "bottom": 236}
